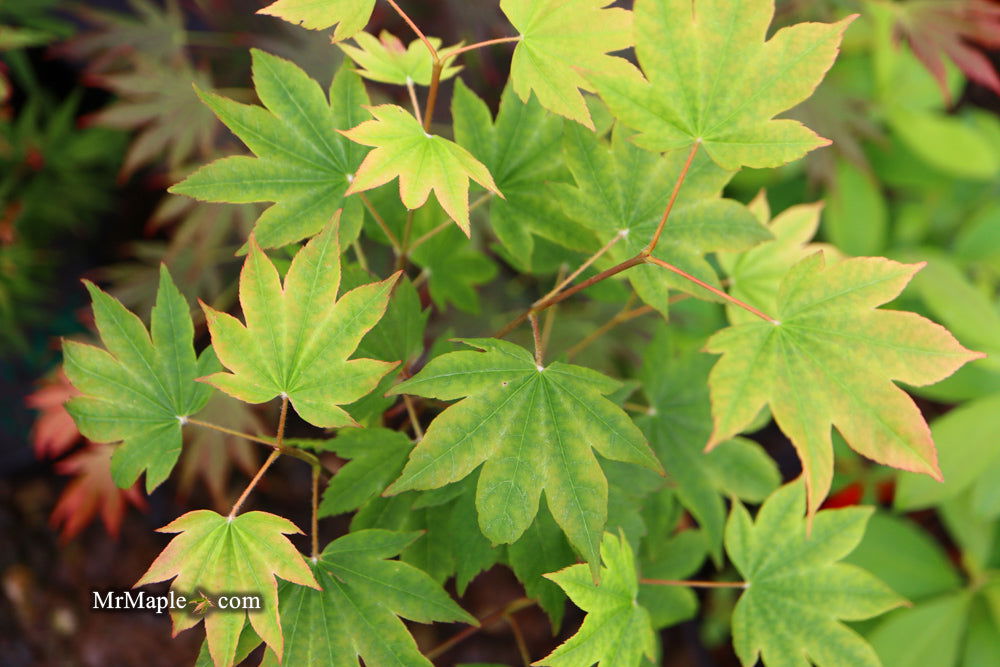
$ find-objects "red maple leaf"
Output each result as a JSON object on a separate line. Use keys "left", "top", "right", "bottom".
{"left": 26, "top": 369, "right": 82, "bottom": 459}
{"left": 50, "top": 443, "right": 147, "bottom": 541}
{"left": 896, "top": 0, "right": 1000, "bottom": 102}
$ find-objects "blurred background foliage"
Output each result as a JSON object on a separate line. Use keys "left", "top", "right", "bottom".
{"left": 1, "top": 0, "right": 998, "bottom": 665}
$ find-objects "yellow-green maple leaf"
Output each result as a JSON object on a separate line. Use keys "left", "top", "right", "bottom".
{"left": 341, "top": 104, "right": 502, "bottom": 236}
{"left": 134, "top": 510, "right": 319, "bottom": 667}
{"left": 501, "top": 0, "right": 635, "bottom": 129}
{"left": 257, "top": 0, "right": 374, "bottom": 42}
{"left": 590, "top": 0, "right": 855, "bottom": 169}
{"left": 200, "top": 218, "right": 400, "bottom": 428}
{"left": 707, "top": 253, "right": 981, "bottom": 518}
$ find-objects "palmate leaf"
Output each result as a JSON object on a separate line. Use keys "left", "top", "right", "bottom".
{"left": 88, "top": 55, "right": 217, "bottom": 177}
{"left": 385, "top": 338, "right": 662, "bottom": 578}
{"left": 341, "top": 104, "right": 502, "bottom": 236}
{"left": 451, "top": 79, "right": 594, "bottom": 269}
{"left": 717, "top": 192, "right": 835, "bottom": 325}
{"left": 500, "top": 0, "right": 637, "bottom": 129}
{"left": 338, "top": 31, "right": 462, "bottom": 86}
{"left": 260, "top": 530, "right": 476, "bottom": 666}
{"left": 258, "top": 0, "right": 374, "bottom": 42}
{"left": 201, "top": 218, "right": 399, "bottom": 428}
{"left": 536, "top": 532, "right": 656, "bottom": 666}
{"left": 134, "top": 510, "right": 319, "bottom": 667}
{"left": 638, "top": 326, "right": 779, "bottom": 563}
{"left": 552, "top": 121, "right": 771, "bottom": 316}
{"left": 726, "top": 481, "right": 905, "bottom": 667}
{"left": 590, "top": 0, "right": 855, "bottom": 169}
{"left": 171, "top": 51, "right": 370, "bottom": 249}
{"left": 63, "top": 265, "right": 216, "bottom": 492}
{"left": 706, "top": 253, "right": 981, "bottom": 518}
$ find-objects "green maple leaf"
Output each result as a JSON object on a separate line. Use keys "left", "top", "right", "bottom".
{"left": 536, "top": 532, "right": 656, "bottom": 666}
{"left": 706, "top": 253, "right": 981, "bottom": 517}
{"left": 200, "top": 219, "right": 400, "bottom": 428}
{"left": 638, "top": 326, "right": 779, "bottom": 563}
{"left": 501, "top": 0, "right": 636, "bottom": 129}
{"left": 553, "top": 121, "right": 771, "bottom": 316}
{"left": 338, "top": 30, "right": 462, "bottom": 86}
{"left": 341, "top": 104, "right": 502, "bottom": 236}
{"left": 385, "top": 338, "right": 662, "bottom": 577}
{"left": 717, "top": 192, "right": 836, "bottom": 325}
{"left": 257, "top": 0, "right": 374, "bottom": 42}
{"left": 590, "top": 0, "right": 855, "bottom": 169}
{"left": 171, "top": 50, "right": 370, "bottom": 249}
{"left": 451, "top": 79, "right": 594, "bottom": 269}
{"left": 317, "top": 427, "right": 413, "bottom": 517}
{"left": 260, "top": 530, "right": 475, "bottom": 666}
{"left": 506, "top": 502, "right": 576, "bottom": 631}
{"left": 134, "top": 510, "right": 319, "bottom": 667}
{"left": 726, "top": 481, "right": 905, "bottom": 667}
{"left": 63, "top": 265, "right": 216, "bottom": 493}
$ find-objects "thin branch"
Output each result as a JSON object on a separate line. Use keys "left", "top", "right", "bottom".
{"left": 640, "top": 578, "right": 748, "bottom": 589}
{"left": 383, "top": 0, "right": 438, "bottom": 61}
{"left": 187, "top": 416, "right": 321, "bottom": 469}
{"left": 645, "top": 256, "right": 778, "bottom": 324}
{"left": 359, "top": 192, "right": 402, "bottom": 253}
{"left": 566, "top": 303, "right": 654, "bottom": 360}
{"left": 494, "top": 254, "right": 646, "bottom": 339}
{"left": 644, "top": 141, "right": 700, "bottom": 255}
{"left": 507, "top": 610, "right": 532, "bottom": 667}
{"left": 405, "top": 76, "right": 423, "bottom": 127}
{"left": 275, "top": 394, "right": 289, "bottom": 449}
{"left": 424, "top": 597, "right": 536, "bottom": 661}
{"left": 540, "top": 264, "right": 566, "bottom": 356}
{"left": 623, "top": 401, "right": 653, "bottom": 414}
{"left": 310, "top": 465, "right": 320, "bottom": 559}
{"left": 187, "top": 418, "right": 275, "bottom": 448}
{"left": 441, "top": 36, "right": 522, "bottom": 62}
{"left": 228, "top": 449, "right": 280, "bottom": 518}
{"left": 402, "top": 394, "right": 424, "bottom": 440}
{"left": 352, "top": 239, "right": 369, "bottom": 272}
{"left": 528, "top": 312, "right": 543, "bottom": 367}
{"left": 409, "top": 192, "right": 493, "bottom": 253}
{"left": 533, "top": 230, "right": 627, "bottom": 307}
{"left": 397, "top": 210, "right": 415, "bottom": 270}
{"left": 423, "top": 62, "right": 443, "bottom": 131}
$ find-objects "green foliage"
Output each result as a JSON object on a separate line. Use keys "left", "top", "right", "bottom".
{"left": 260, "top": 530, "right": 475, "bottom": 666}
{"left": 64, "top": 266, "right": 215, "bottom": 492}
{"left": 387, "top": 338, "right": 662, "bottom": 577}
{"left": 726, "top": 482, "right": 905, "bottom": 667}
{"left": 707, "top": 254, "right": 979, "bottom": 518}
{"left": 201, "top": 219, "right": 399, "bottom": 428}
{"left": 46, "top": 0, "right": 1000, "bottom": 664}
{"left": 171, "top": 50, "right": 370, "bottom": 249}
{"left": 135, "top": 510, "right": 319, "bottom": 667}
{"left": 537, "top": 532, "right": 656, "bottom": 666}
{"left": 342, "top": 103, "right": 501, "bottom": 235}
{"left": 592, "top": 0, "right": 854, "bottom": 168}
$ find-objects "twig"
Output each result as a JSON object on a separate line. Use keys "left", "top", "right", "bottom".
{"left": 494, "top": 255, "right": 646, "bottom": 339}
{"left": 383, "top": 0, "right": 438, "bottom": 61}
{"left": 529, "top": 313, "right": 543, "bottom": 367}
{"left": 423, "top": 62, "right": 443, "bottom": 131}
{"left": 409, "top": 192, "right": 493, "bottom": 253}
{"left": 228, "top": 449, "right": 280, "bottom": 518}
{"left": 402, "top": 394, "right": 424, "bottom": 440}
{"left": 644, "top": 141, "right": 701, "bottom": 255}
{"left": 405, "top": 76, "right": 423, "bottom": 127}
{"left": 440, "top": 36, "right": 522, "bottom": 62}
{"left": 359, "top": 192, "right": 402, "bottom": 253}
{"left": 645, "top": 256, "right": 777, "bottom": 323}
{"left": 424, "top": 597, "right": 536, "bottom": 660}
{"left": 187, "top": 418, "right": 275, "bottom": 448}
{"left": 310, "top": 465, "right": 320, "bottom": 559}
{"left": 533, "top": 230, "right": 627, "bottom": 307}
